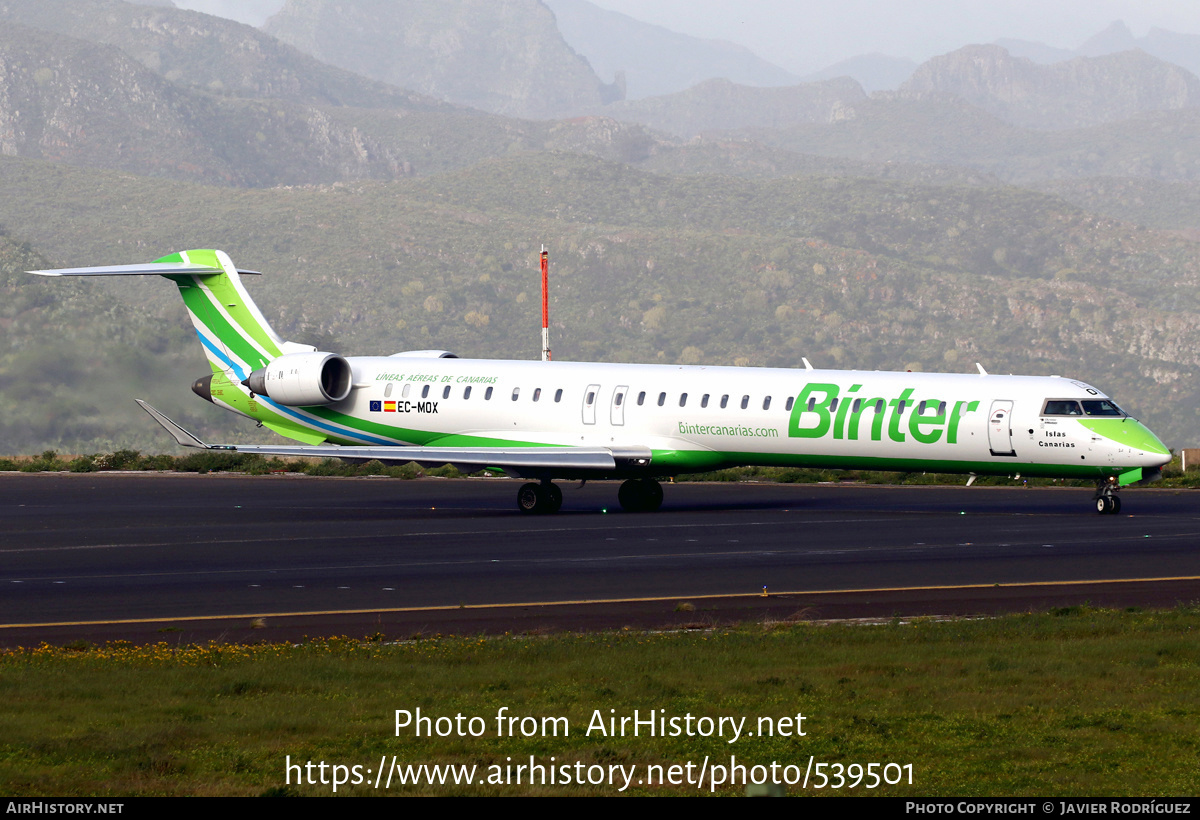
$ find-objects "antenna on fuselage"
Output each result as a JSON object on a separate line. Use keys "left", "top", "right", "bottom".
{"left": 540, "top": 245, "right": 551, "bottom": 362}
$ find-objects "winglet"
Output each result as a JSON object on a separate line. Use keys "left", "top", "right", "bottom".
{"left": 135, "top": 400, "right": 210, "bottom": 449}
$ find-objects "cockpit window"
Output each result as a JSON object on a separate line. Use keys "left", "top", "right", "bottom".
{"left": 1042, "top": 400, "right": 1083, "bottom": 416}
{"left": 1082, "top": 400, "right": 1123, "bottom": 417}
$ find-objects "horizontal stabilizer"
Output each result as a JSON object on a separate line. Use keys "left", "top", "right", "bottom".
{"left": 28, "top": 262, "right": 259, "bottom": 277}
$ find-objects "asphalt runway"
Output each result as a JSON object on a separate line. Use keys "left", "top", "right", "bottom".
{"left": 3, "top": 473, "right": 1200, "bottom": 645}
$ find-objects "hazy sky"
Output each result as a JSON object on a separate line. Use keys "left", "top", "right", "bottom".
{"left": 173, "top": 0, "right": 1200, "bottom": 75}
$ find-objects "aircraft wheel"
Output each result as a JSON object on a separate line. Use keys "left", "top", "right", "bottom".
{"left": 517, "top": 482, "right": 544, "bottom": 514}
{"left": 618, "top": 478, "right": 663, "bottom": 512}
{"left": 1111, "top": 496, "right": 1121, "bottom": 515}
{"left": 641, "top": 479, "right": 663, "bottom": 512}
{"left": 1095, "top": 497, "right": 1108, "bottom": 515}
{"left": 544, "top": 482, "right": 563, "bottom": 513}
{"left": 618, "top": 479, "right": 643, "bottom": 512}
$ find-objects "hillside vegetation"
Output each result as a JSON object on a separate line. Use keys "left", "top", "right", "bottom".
{"left": 2, "top": 0, "right": 1200, "bottom": 454}
{"left": 4, "top": 153, "right": 1199, "bottom": 451}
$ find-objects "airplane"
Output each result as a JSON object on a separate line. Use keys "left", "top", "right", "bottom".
{"left": 31, "top": 249, "right": 1172, "bottom": 515}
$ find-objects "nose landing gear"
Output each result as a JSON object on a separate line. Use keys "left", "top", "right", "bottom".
{"left": 1093, "top": 478, "right": 1122, "bottom": 515}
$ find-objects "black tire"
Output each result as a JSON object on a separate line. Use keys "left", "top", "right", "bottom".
{"left": 517, "top": 482, "right": 543, "bottom": 514}
{"left": 618, "top": 479, "right": 663, "bottom": 512}
{"left": 618, "top": 479, "right": 644, "bottom": 512}
{"left": 641, "top": 479, "right": 663, "bottom": 512}
{"left": 545, "top": 483, "right": 563, "bottom": 513}
{"left": 1111, "top": 496, "right": 1121, "bottom": 515}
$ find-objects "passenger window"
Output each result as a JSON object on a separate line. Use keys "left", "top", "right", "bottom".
{"left": 402, "top": 383, "right": 411, "bottom": 398}
{"left": 701, "top": 394, "right": 710, "bottom": 408}
{"left": 937, "top": 401, "right": 946, "bottom": 416}
{"left": 807, "top": 397, "right": 815, "bottom": 412}
{"left": 874, "top": 400, "right": 884, "bottom": 413}
{"left": 384, "top": 383, "right": 394, "bottom": 398}
{"left": 827, "top": 397, "right": 835, "bottom": 412}
{"left": 443, "top": 385, "right": 451, "bottom": 399}
{"left": 555, "top": 389, "right": 563, "bottom": 403}
{"left": 657, "top": 392, "right": 666, "bottom": 406}
{"left": 512, "top": 387, "right": 520, "bottom": 401}
{"left": 763, "top": 396, "right": 772, "bottom": 410}
{"left": 463, "top": 386, "right": 472, "bottom": 399}
{"left": 485, "top": 386, "right": 493, "bottom": 400}
{"left": 852, "top": 398, "right": 861, "bottom": 413}
{"left": 421, "top": 385, "right": 430, "bottom": 399}
{"left": 897, "top": 401, "right": 906, "bottom": 414}
{"left": 785, "top": 396, "right": 794, "bottom": 411}
{"left": 741, "top": 395, "right": 749, "bottom": 410}
{"left": 615, "top": 392, "right": 624, "bottom": 406}
{"left": 720, "top": 395, "right": 729, "bottom": 409}
{"left": 679, "top": 393, "right": 688, "bottom": 407}
{"left": 637, "top": 391, "right": 646, "bottom": 406}
{"left": 587, "top": 391, "right": 596, "bottom": 405}
{"left": 533, "top": 388, "right": 541, "bottom": 402}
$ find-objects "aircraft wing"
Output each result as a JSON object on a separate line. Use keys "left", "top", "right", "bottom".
{"left": 136, "top": 400, "right": 643, "bottom": 474}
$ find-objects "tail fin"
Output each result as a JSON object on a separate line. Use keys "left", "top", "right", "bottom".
{"left": 30, "top": 249, "right": 311, "bottom": 381}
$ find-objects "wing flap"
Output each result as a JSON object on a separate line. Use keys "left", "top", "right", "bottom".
{"left": 217, "top": 444, "right": 618, "bottom": 471}
{"left": 136, "top": 400, "right": 620, "bottom": 472}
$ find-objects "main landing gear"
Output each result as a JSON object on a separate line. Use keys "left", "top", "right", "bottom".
{"left": 1094, "top": 478, "right": 1122, "bottom": 515}
{"left": 514, "top": 478, "right": 666, "bottom": 514}
{"left": 517, "top": 481, "right": 563, "bottom": 514}
{"left": 618, "top": 478, "right": 663, "bottom": 513}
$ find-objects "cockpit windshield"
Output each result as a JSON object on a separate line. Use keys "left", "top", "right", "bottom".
{"left": 1043, "top": 400, "right": 1082, "bottom": 415}
{"left": 1081, "top": 399, "right": 1124, "bottom": 417}
{"left": 1042, "top": 399, "right": 1125, "bottom": 417}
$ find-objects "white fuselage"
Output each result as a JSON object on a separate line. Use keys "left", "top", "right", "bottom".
{"left": 243, "top": 355, "right": 1168, "bottom": 480}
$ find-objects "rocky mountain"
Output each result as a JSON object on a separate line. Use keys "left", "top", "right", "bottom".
{"left": 799, "top": 53, "right": 918, "bottom": 93}
{"left": 0, "top": 22, "right": 429, "bottom": 186}
{"left": 0, "top": 0, "right": 447, "bottom": 111}
{"left": 598, "top": 77, "right": 867, "bottom": 139}
{"left": 544, "top": 0, "right": 797, "bottom": 99}
{"left": 1000, "top": 21, "right": 1200, "bottom": 85}
{"left": 742, "top": 98, "right": 1200, "bottom": 184}
{"left": 263, "top": 0, "right": 621, "bottom": 118}
{"left": 898, "top": 44, "right": 1200, "bottom": 130}
{"left": 0, "top": 6, "right": 664, "bottom": 185}
{"left": 992, "top": 38, "right": 1075, "bottom": 66}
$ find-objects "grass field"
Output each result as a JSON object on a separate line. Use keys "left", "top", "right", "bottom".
{"left": 2, "top": 607, "right": 1198, "bottom": 796}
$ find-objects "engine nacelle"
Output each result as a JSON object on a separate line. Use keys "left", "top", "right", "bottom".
{"left": 243, "top": 352, "right": 353, "bottom": 406}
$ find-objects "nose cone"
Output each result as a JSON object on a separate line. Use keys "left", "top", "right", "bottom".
{"left": 1079, "top": 418, "right": 1171, "bottom": 467}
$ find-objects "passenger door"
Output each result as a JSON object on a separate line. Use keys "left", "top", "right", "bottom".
{"left": 988, "top": 400, "right": 1016, "bottom": 456}
{"left": 582, "top": 383, "right": 600, "bottom": 425}
{"left": 610, "top": 385, "right": 628, "bottom": 426}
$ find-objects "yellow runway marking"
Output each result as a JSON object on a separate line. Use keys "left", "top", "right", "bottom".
{"left": 5, "top": 575, "right": 1200, "bottom": 629}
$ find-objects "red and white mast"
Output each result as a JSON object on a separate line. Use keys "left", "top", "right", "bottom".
{"left": 540, "top": 245, "right": 551, "bottom": 361}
